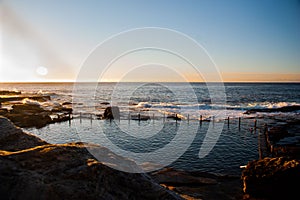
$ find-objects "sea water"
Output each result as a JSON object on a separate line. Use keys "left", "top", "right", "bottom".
{"left": 1, "top": 82, "right": 299, "bottom": 175}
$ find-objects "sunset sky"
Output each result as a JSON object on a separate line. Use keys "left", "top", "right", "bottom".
{"left": 1, "top": 0, "right": 299, "bottom": 82}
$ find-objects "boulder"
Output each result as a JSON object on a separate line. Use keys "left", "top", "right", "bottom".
{"left": 11, "top": 104, "right": 46, "bottom": 114}
{"left": 0, "top": 117, "right": 181, "bottom": 200}
{"left": 242, "top": 157, "right": 300, "bottom": 199}
{"left": 104, "top": 106, "right": 120, "bottom": 120}
{"left": 4, "top": 103, "right": 52, "bottom": 128}
{"left": 5, "top": 113, "right": 52, "bottom": 128}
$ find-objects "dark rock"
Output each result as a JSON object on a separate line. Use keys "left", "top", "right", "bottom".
{"left": 0, "top": 90, "right": 21, "bottom": 95}
{"left": 4, "top": 104, "right": 52, "bottom": 128}
{"left": 96, "top": 114, "right": 103, "bottom": 120}
{"left": 167, "top": 114, "right": 182, "bottom": 121}
{"left": 0, "top": 117, "right": 47, "bottom": 151}
{"left": 0, "top": 117, "right": 181, "bottom": 200}
{"left": 100, "top": 102, "right": 110, "bottom": 105}
{"left": 5, "top": 113, "right": 52, "bottom": 129}
{"left": 0, "top": 108, "right": 8, "bottom": 115}
{"left": 62, "top": 102, "right": 72, "bottom": 105}
{"left": 5, "top": 104, "right": 52, "bottom": 128}
{"left": 51, "top": 105, "right": 73, "bottom": 114}
{"left": 61, "top": 107, "right": 73, "bottom": 113}
{"left": 0, "top": 95, "right": 51, "bottom": 103}
{"left": 1, "top": 102, "right": 72, "bottom": 128}
{"left": 131, "top": 114, "right": 150, "bottom": 121}
{"left": 150, "top": 168, "right": 243, "bottom": 200}
{"left": 11, "top": 104, "right": 46, "bottom": 114}
{"left": 244, "top": 105, "right": 300, "bottom": 114}
{"left": 151, "top": 168, "right": 217, "bottom": 186}
{"left": 267, "top": 126, "right": 289, "bottom": 143}
{"left": 242, "top": 157, "right": 300, "bottom": 199}
{"left": 104, "top": 106, "right": 120, "bottom": 120}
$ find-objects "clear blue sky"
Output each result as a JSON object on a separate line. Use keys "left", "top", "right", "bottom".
{"left": 1, "top": 0, "right": 299, "bottom": 82}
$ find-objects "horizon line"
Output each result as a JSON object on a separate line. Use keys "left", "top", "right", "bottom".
{"left": 1, "top": 81, "right": 300, "bottom": 84}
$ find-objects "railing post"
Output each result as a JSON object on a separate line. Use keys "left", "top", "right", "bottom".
{"left": 200, "top": 115, "right": 202, "bottom": 126}
{"left": 227, "top": 116, "right": 230, "bottom": 127}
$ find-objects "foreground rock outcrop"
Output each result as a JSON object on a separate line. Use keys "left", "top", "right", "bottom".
{"left": 242, "top": 157, "right": 300, "bottom": 199}
{"left": 0, "top": 117, "right": 180, "bottom": 200}
{"left": 0, "top": 117, "right": 48, "bottom": 151}
{"left": 151, "top": 168, "right": 243, "bottom": 200}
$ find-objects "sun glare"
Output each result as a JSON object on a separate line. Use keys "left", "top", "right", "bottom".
{"left": 36, "top": 66, "right": 48, "bottom": 76}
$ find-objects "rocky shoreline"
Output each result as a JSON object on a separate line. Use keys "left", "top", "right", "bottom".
{"left": 0, "top": 90, "right": 72, "bottom": 128}
{"left": 1, "top": 90, "right": 299, "bottom": 199}
{"left": 3, "top": 113, "right": 299, "bottom": 200}
{"left": 0, "top": 115, "right": 247, "bottom": 200}
{"left": 0, "top": 116, "right": 181, "bottom": 200}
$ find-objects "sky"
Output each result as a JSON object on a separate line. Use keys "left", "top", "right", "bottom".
{"left": 0, "top": 0, "right": 299, "bottom": 82}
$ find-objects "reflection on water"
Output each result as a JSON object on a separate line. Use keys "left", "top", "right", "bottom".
{"left": 25, "top": 117, "right": 259, "bottom": 176}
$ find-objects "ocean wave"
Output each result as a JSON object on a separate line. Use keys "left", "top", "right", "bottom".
{"left": 134, "top": 101, "right": 300, "bottom": 111}
{"left": 246, "top": 102, "right": 299, "bottom": 109}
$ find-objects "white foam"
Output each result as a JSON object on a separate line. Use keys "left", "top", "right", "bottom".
{"left": 22, "top": 98, "right": 41, "bottom": 106}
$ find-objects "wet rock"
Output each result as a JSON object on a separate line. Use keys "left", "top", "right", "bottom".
{"left": 10, "top": 104, "right": 46, "bottom": 114}
{"left": 244, "top": 105, "right": 300, "bottom": 114}
{"left": 0, "top": 95, "right": 51, "bottom": 103}
{"left": 6, "top": 114, "right": 52, "bottom": 128}
{"left": 131, "top": 114, "right": 150, "bottom": 121}
{"left": 52, "top": 106, "right": 73, "bottom": 114}
{"left": 0, "top": 90, "right": 22, "bottom": 95}
{"left": 100, "top": 102, "right": 110, "bottom": 105}
{"left": 242, "top": 157, "right": 300, "bottom": 199}
{"left": 4, "top": 104, "right": 52, "bottom": 128}
{"left": 62, "top": 102, "right": 72, "bottom": 105}
{"left": 96, "top": 114, "right": 103, "bottom": 119}
{"left": 167, "top": 114, "right": 182, "bottom": 121}
{"left": 104, "top": 106, "right": 120, "bottom": 120}
{"left": 0, "top": 117, "right": 181, "bottom": 200}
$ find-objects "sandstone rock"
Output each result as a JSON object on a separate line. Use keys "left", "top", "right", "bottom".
{"left": 151, "top": 168, "right": 217, "bottom": 186}
{"left": 151, "top": 168, "right": 242, "bottom": 200}
{"left": 0, "top": 117, "right": 181, "bottom": 200}
{"left": 242, "top": 157, "right": 300, "bottom": 199}
{"left": 0, "top": 117, "right": 47, "bottom": 151}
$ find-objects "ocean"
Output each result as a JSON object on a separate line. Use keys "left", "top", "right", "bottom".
{"left": 1, "top": 82, "right": 299, "bottom": 175}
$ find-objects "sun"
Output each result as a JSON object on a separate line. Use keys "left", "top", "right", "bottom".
{"left": 36, "top": 66, "right": 48, "bottom": 76}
